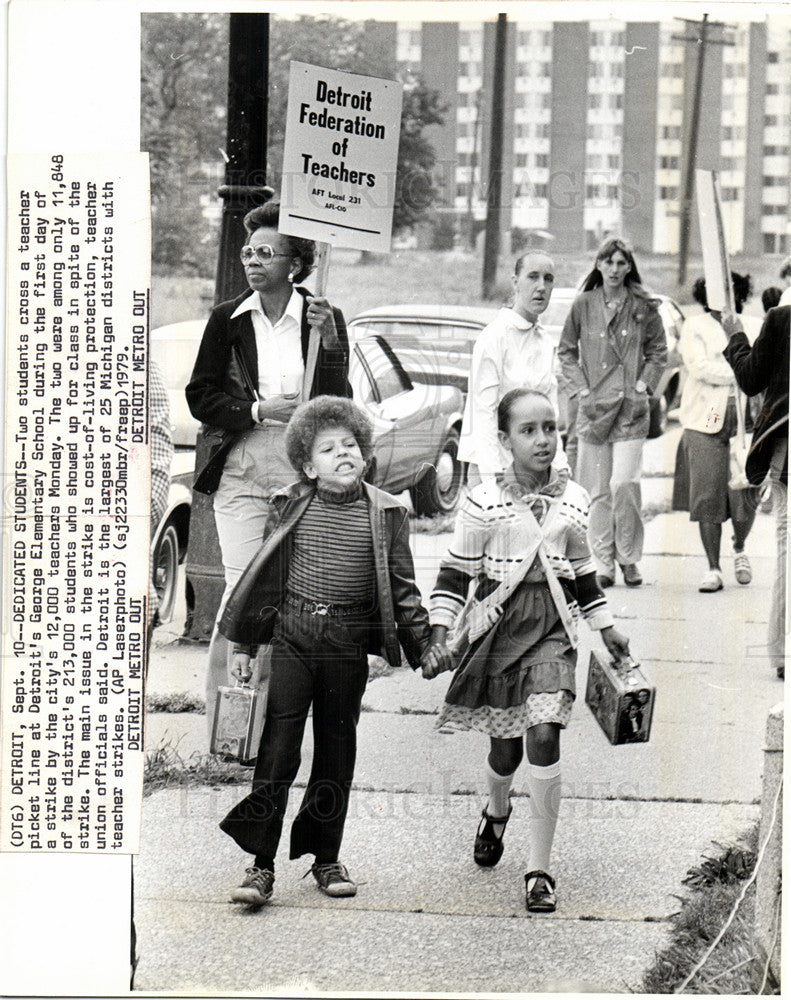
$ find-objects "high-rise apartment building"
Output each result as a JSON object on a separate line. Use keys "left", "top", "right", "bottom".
{"left": 394, "top": 15, "right": 791, "bottom": 254}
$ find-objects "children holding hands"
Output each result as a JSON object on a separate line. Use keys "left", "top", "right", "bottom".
{"left": 217, "top": 389, "right": 628, "bottom": 917}
{"left": 422, "top": 388, "right": 629, "bottom": 912}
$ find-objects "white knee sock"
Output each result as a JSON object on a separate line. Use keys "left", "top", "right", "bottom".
{"left": 484, "top": 759, "right": 515, "bottom": 820}
{"left": 526, "top": 760, "right": 561, "bottom": 874}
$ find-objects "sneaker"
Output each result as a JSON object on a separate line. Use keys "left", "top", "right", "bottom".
{"left": 597, "top": 572, "right": 614, "bottom": 589}
{"left": 230, "top": 867, "right": 274, "bottom": 907}
{"left": 734, "top": 552, "right": 752, "bottom": 585}
{"left": 311, "top": 862, "right": 357, "bottom": 898}
{"left": 698, "top": 569, "right": 724, "bottom": 593}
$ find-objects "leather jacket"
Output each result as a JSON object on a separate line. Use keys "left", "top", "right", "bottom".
{"left": 724, "top": 305, "right": 790, "bottom": 486}
{"left": 186, "top": 287, "right": 351, "bottom": 493}
{"left": 218, "top": 481, "right": 431, "bottom": 668}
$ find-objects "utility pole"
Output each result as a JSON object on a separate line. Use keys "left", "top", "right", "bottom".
{"left": 187, "top": 13, "right": 271, "bottom": 641}
{"left": 466, "top": 88, "right": 482, "bottom": 251}
{"left": 675, "top": 13, "right": 734, "bottom": 288}
{"left": 482, "top": 13, "right": 508, "bottom": 299}
{"left": 215, "top": 13, "right": 272, "bottom": 305}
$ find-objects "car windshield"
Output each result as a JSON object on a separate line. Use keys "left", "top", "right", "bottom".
{"left": 153, "top": 337, "right": 197, "bottom": 389}
{"left": 541, "top": 292, "right": 577, "bottom": 328}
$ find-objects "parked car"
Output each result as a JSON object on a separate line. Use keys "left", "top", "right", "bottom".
{"left": 150, "top": 322, "right": 465, "bottom": 515}
{"left": 151, "top": 450, "right": 193, "bottom": 623}
{"left": 348, "top": 290, "right": 684, "bottom": 439}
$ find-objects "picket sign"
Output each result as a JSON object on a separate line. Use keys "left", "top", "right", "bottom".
{"left": 695, "top": 169, "right": 735, "bottom": 313}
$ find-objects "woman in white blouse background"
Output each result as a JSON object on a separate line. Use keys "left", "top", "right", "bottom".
{"left": 459, "top": 250, "right": 567, "bottom": 485}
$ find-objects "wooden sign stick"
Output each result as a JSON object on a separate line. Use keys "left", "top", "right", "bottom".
{"left": 314, "top": 242, "right": 332, "bottom": 297}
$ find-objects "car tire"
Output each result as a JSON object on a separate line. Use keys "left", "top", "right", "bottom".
{"left": 153, "top": 523, "right": 180, "bottom": 624}
{"left": 647, "top": 395, "right": 667, "bottom": 439}
{"left": 410, "top": 429, "right": 463, "bottom": 516}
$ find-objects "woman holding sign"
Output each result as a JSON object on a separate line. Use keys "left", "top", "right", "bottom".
{"left": 671, "top": 273, "right": 758, "bottom": 593}
{"left": 186, "top": 200, "right": 351, "bottom": 731}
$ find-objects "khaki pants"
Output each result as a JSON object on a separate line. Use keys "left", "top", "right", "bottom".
{"left": 576, "top": 437, "right": 645, "bottom": 576}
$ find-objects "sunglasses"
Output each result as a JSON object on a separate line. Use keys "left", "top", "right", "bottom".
{"left": 240, "top": 245, "right": 292, "bottom": 264}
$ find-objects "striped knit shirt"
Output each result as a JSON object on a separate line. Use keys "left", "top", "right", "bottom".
{"left": 429, "top": 473, "right": 613, "bottom": 638}
{"left": 286, "top": 487, "right": 376, "bottom": 604}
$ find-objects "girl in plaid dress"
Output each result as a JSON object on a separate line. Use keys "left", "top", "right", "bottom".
{"left": 422, "top": 389, "right": 630, "bottom": 912}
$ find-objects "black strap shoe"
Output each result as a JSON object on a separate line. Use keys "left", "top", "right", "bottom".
{"left": 525, "top": 870, "right": 556, "bottom": 912}
{"left": 474, "top": 806, "right": 512, "bottom": 867}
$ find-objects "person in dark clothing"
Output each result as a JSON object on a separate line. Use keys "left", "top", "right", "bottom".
{"left": 723, "top": 305, "right": 790, "bottom": 678}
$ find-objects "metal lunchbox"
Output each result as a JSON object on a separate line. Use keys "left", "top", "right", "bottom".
{"left": 210, "top": 682, "right": 267, "bottom": 766}
{"left": 585, "top": 650, "right": 655, "bottom": 745}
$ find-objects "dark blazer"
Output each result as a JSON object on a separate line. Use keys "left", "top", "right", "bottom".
{"left": 218, "top": 481, "right": 431, "bottom": 669}
{"left": 724, "top": 305, "right": 790, "bottom": 486}
{"left": 186, "top": 286, "right": 351, "bottom": 433}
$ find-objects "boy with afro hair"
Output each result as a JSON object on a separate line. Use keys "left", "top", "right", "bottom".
{"left": 218, "top": 395, "right": 432, "bottom": 905}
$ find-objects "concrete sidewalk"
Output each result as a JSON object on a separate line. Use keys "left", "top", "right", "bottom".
{"left": 136, "top": 432, "right": 783, "bottom": 993}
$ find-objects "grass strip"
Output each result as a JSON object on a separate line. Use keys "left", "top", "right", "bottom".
{"left": 144, "top": 739, "right": 250, "bottom": 797}
{"left": 642, "top": 826, "right": 779, "bottom": 995}
{"left": 146, "top": 691, "right": 206, "bottom": 714}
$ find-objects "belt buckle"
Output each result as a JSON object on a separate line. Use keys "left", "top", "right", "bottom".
{"left": 311, "top": 602, "right": 330, "bottom": 616}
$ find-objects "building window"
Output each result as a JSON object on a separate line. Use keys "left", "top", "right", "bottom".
{"left": 659, "top": 155, "right": 680, "bottom": 169}
{"left": 766, "top": 83, "right": 780, "bottom": 95}
{"left": 456, "top": 183, "right": 468, "bottom": 199}
{"left": 660, "top": 62, "right": 683, "bottom": 77}
{"left": 768, "top": 51, "right": 780, "bottom": 63}
{"left": 765, "top": 114, "right": 779, "bottom": 126}
{"left": 659, "top": 186, "right": 678, "bottom": 200}
{"left": 720, "top": 187, "right": 740, "bottom": 201}
{"left": 587, "top": 154, "right": 603, "bottom": 169}
{"left": 661, "top": 125, "right": 682, "bottom": 140}
{"left": 763, "top": 233, "right": 789, "bottom": 253}
{"left": 610, "top": 93, "right": 623, "bottom": 109}
{"left": 536, "top": 153, "right": 549, "bottom": 168}
{"left": 589, "top": 93, "right": 602, "bottom": 109}
{"left": 764, "top": 144, "right": 790, "bottom": 156}
{"left": 608, "top": 154, "right": 620, "bottom": 169}
{"left": 515, "top": 153, "right": 528, "bottom": 167}
{"left": 763, "top": 176, "right": 785, "bottom": 186}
